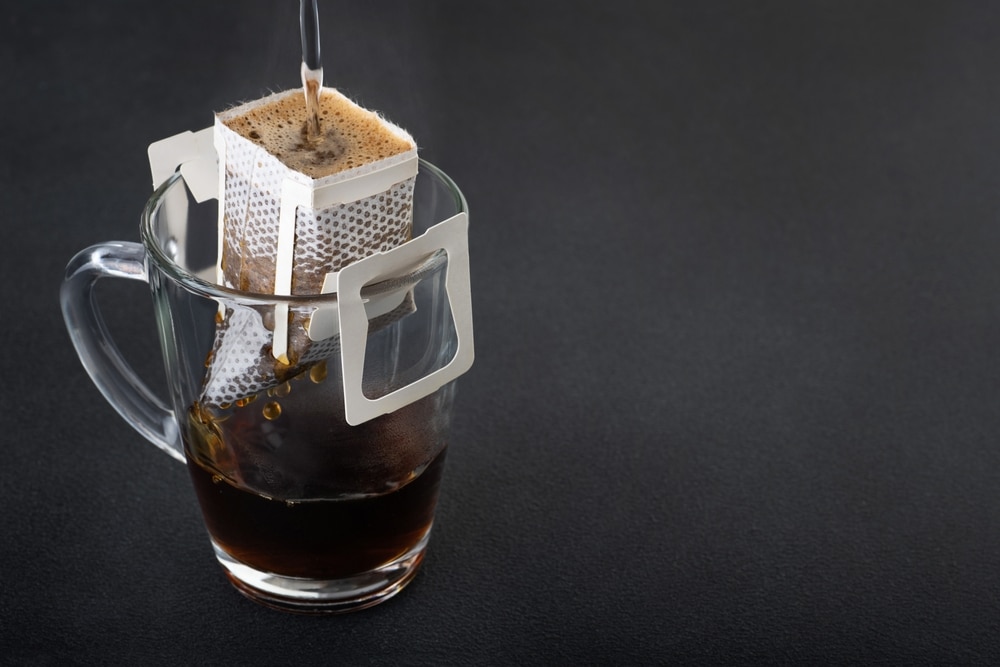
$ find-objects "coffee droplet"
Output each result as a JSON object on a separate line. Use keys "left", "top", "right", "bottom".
{"left": 262, "top": 401, "right": 282, "bottom": 421}
{"left": 309, "top": 360, "right": 327, "bottom": 384}
{"left": 235, "top": 394, "right": 258, "bottom": 408}
{"left": 274, "top": 381, "right": 292, "bottom": 397}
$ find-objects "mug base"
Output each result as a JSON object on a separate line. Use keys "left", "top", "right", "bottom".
{"left": 211, "top": 533, "right": 429, "bottom": 614}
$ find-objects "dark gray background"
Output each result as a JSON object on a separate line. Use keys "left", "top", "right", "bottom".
{"left": 4, "top": 0, "right": 1000, "bottom": 663}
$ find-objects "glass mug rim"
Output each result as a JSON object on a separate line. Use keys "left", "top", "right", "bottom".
{"left": 141, "top": 158, "right": 467, "bottom": 306}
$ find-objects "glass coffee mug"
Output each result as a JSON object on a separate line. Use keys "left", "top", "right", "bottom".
{"left": 61, "top": 158, "right": 473, "bottom": 613}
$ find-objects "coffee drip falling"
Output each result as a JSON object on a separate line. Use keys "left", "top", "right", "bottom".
{"left": 300, "top": 0, "right": 323, "bottom": 139}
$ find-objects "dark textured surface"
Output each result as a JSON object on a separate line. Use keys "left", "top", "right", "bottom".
{"left": 5, "top": 0, "right": 1000, "bottom": 663}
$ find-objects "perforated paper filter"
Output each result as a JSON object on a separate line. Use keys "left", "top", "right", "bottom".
{"left": 199, "top": 88, "right": 418, "bottom": 407}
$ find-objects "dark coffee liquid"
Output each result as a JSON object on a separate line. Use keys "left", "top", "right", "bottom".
{"left": 187, "top": 445, "right": 445, "bottom": 579}
{"left": 183, "top": 366, "right": 450, "bottom": 579}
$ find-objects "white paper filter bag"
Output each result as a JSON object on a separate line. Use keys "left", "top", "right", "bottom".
{"left": 201, "top": 88, "right": 419, "bottom": 408}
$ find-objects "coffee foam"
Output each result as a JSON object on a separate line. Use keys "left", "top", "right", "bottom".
{"left": 219, "top": 88, "right": 415, "bottom": 179}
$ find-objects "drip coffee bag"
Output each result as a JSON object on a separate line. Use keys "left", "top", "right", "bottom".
{"left": 201, "top": 88, "right": 419, "bottom": 407}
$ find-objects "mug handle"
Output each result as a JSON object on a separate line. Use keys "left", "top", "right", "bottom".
{"left": 60, "top": 242, "right": 184, "bottom": 462}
